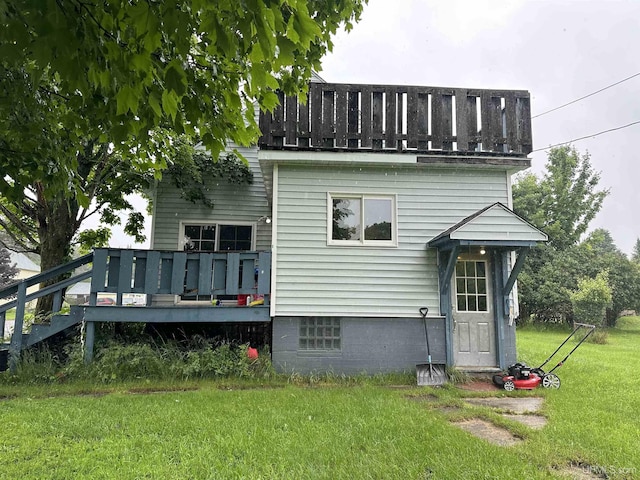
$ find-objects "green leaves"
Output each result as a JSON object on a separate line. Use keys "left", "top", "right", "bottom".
{"left": 116, "top": 86, "right": 140, "bottom": 115}
{"left": 513, "top": 146, "right": 609, "bottom": 251}
{"left": 0, "top": 0, "right": 367, "bottom": 276}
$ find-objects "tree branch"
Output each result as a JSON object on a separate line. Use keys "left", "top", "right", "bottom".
{"left": 0, "top": 217, "right": 38, "bottom": 253}
{"left": 0, "top": 204, "right": 39, "bottom": 245}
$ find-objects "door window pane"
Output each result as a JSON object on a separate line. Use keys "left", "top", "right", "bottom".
{"left": 478, "top": 296, "right": 487, "bottom": 311}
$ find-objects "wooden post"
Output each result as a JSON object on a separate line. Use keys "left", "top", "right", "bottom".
{"left": 8, "top": 281, "right": 27, "bottom": 373}
{"left": 84, "top": 321, "right": 95, "bottom": 364}
{"left": 437, "top": 246, "right": 459, "bottom": 367}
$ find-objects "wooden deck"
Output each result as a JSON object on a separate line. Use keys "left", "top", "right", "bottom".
{"left": 259, "top": 82, "right": 532, "bottom": 156}
{"left": 1, "top": 248, "right": 272, "bottom": 371}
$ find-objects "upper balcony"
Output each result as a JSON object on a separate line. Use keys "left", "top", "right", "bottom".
{"left": 259, "top": 82, "right": 532, "bottom": 157}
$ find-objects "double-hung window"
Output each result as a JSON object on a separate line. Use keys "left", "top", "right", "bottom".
{"left": 328, "top": 194, "right": 397, "bottom": 246}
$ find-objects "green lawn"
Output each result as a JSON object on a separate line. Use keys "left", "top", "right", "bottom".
{"left": 1, "top": 319, "right": 639, "bottom": 479}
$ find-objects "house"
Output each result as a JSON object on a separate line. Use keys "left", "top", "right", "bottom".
{"left": 1, "top": 78, "right": 547, "bottom": 374}
{"left": 148, "top": 80, "right": 547, "bottom": 373}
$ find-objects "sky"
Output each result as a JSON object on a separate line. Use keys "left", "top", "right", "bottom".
{"left": 107, "top": 0, "right": 640, "bottom": 255}
{"left": 317, "top": 0, "right": 640, "bottom": 254}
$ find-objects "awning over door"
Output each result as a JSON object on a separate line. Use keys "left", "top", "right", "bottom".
{"left": 428, "top": 202, "right": 548, "bottom": 251}
{"left": 427, "top": 203, "right": 547, "bottom": 369}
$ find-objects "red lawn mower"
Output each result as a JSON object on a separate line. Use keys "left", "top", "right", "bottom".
{"left": 493, "top": 323, "right": 596, "bottom": 391}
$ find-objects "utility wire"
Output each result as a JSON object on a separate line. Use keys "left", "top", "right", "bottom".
{"left": 531, "top": 120, "right": 640, "bottom": 153}
{"left": 532, "top": 72, "right": 640, "bottom": 119}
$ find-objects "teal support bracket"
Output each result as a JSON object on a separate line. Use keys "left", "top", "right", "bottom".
{"left": 503, "top": 248, "right": 529, "bottom": 298}
{"left": 437, "top": 246, "right": 459, "bottom": 367}
{"left": 492, "top": 251, "right": 507, "bottom": 369}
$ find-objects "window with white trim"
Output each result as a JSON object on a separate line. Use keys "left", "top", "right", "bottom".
{"left": 181, "top": 223, "right": 254, "bottom": 301}
{"left": 328, "top": 194, "right": 396, "bottom": 246}
{"left": 299, "top": 318, "right": 341, "bottom": 350}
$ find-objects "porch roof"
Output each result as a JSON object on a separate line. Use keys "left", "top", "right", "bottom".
{"left": 427, "top": 202, "right": 548, "bottom": 250}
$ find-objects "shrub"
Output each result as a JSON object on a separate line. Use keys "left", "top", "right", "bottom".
{"left": 570, "top": 271, "right": 612, "bottom": 327}
{"left": 586, "top": 329, "right": 608, "bottom": 344}
{"left": 92, "top": 342, "right": 166, "bottom": 382}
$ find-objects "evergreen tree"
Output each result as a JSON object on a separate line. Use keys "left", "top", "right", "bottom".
{"left": 0, "top": 248, "right": 18, "bottom": 288}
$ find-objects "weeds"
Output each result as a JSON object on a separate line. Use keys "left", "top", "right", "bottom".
{"left": 1, "top": 336, "right": 276, "bottom": 385}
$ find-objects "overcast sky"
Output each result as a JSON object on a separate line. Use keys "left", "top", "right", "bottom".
{"left": 108, "top": 0, "right": 639, "bottom": 255}
{"left": 318, "top": 0, "right": 640, "bottom": 254}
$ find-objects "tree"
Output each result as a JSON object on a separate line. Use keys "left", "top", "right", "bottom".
{"left": 0, "top": 138, "right": 252, "bottom": 313}
{"left": 1, "top": 1, "right": 366, "bottom": 312}
{"left": 513, "top": 145, "right": 609, "bottom": 250}
{"left": 1, "top": 1, "right": 366, "bottom": 199}
{"left": 632, "top": 238, "right": 640, "bottom": 263}
{"left": 513, "top": 146, "right": 611, "bottom": 323}
{"left": 0, "top": 248, "right": 18, "bottom": 288}
{"left": 581, "top": 229, "right": 640, "bottom": 325}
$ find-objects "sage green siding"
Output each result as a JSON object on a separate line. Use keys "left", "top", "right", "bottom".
{"left": 451, "top": 203, "right": 548, "bottom": 242}
{"left": 274, "top": 163, "right": 511, "bottom": 318}
{"left": 151, "top": 144, "right": 272, "bottom": 252}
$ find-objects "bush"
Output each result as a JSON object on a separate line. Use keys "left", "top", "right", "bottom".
{"left": 585, "top": 329, "right": 608, "bottom": 344}
{"left": 570, "top": 271, "right": 612, "bottom": 327}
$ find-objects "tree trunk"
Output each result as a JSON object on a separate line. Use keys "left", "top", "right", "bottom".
{"left": 34, "top": 196, "right": 79, "bottom": 318}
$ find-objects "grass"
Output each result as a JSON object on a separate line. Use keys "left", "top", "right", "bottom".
{"left": 1, "top": 318, "right": 639, "bottom": 479}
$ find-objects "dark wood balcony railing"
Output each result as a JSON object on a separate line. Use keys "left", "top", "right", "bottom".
{"left": 259, "top": 82, "right": 532, "bottom": 156}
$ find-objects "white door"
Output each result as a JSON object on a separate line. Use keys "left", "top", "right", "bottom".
{"left": 452, "top": 257, "right": 496, "bottom": 367}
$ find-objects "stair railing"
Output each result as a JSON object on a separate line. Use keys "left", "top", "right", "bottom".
{"left": 0, "top": 253, "right": 94, "bottom": 372}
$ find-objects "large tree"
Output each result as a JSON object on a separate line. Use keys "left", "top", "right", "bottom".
{"left": 512, "top": 146, "right": 611, "bottom": 323}
{"left": 0, "top": 0, "right": 366, "bottom": 312}
{"left": 1, "top": 0, "right": 365, "bottom": 195}
{"left": 513, "top": 145, "right": 609, "bottom": 250}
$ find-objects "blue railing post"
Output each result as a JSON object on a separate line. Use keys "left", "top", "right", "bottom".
{"left": 84, "top": 321, "right": 95, "bottom": 364}
{"left": 8, "top": 281, "right": 27, "bottom": 373}
{"left": 0, "top": 310, "right": 5, "bottom": 340}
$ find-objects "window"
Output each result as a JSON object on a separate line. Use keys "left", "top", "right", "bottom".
{"left": 181, "top": 223, "right": 254, "bottom": 301}
{"left": 219, "top": 225, "right": 252, "bottom": 251}
{"left": 183, "top": 223, "right": 253, "bottom": 252}
{"left": 299, "top": 318, "right": 341, "bottom": 350}
{"left": 455, "top": 260, "right": 488, "bottom": 312}
{"left": 329, "top": 194, "right": 396, "bottom": 246}
{"left": 184, "top": 225, "right": 216, "bottom": 251}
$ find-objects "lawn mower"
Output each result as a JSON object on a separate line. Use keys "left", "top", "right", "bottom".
{"left": 493, "top": 323, "right": 596, "bottom": 391}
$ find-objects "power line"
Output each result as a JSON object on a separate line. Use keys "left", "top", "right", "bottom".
{"left": 531, "top": 120, "right": 640, "bottom": 153}
{"left": 532, "top": 72, "right": 640, "bottom": 119}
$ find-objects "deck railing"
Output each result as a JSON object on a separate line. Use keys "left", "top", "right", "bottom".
{"left": 1, "top": 249, "right": 272, "bottom": 370}
{"left": 259, "top": 82, "right": 532, "bottom": 155}
{"left": 90, "top": 248, "right": 272, "bottom": 303}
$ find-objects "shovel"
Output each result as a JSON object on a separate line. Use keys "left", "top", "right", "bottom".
{"left": 416, "top": 307, "right": 447, "bottom": 386}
